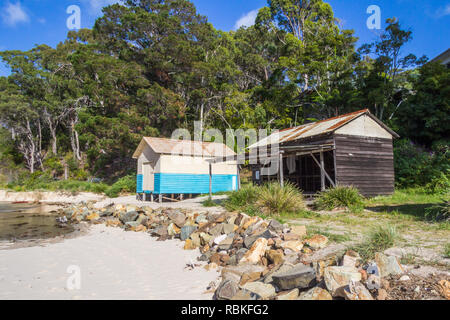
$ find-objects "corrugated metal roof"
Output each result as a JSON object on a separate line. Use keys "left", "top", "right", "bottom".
{"left": 249, "top": 109, "right": 397, "bottom": 149}
{"left": 132, "top": 137, "right": 236, "bottom": 159}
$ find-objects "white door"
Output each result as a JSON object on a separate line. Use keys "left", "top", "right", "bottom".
{"left": 143, "top": 163, "right": 154, "bottom": 192}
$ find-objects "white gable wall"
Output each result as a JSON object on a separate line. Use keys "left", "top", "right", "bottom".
{"left": 335, "top": 114, "right": 393, "bottom": 139}
{"left": 159, "top": 154, "right": 237, "bottom": 175}
{"left": 137, "top": 145, "right": 160, "bottom": 174}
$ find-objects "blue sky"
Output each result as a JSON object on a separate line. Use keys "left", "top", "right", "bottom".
{"left": 0, "top": 0, "right": 449, "bottom": 76}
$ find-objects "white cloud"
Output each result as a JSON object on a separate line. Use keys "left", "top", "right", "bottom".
{"left": 234, "top": 9, "right": 259, "bottom": 30}
{"left": 82, "top": 0, "right": 122, "bottom": 15}
{"left": 1, "top": 1, "right": 29, "bottom": 26}
{"left": 436, "top": 3, "right": 450, "bottom": 17}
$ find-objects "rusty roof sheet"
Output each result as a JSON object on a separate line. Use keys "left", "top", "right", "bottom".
{"left": 249, "top": 109, "right": 381, "bottom": 148}
{"left": 132, "top": 137, "right": 236, "bottom": 159}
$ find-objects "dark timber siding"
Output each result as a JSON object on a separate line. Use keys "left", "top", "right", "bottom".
{"left": 334, "top": 134, "right": 395, "bottom": 197}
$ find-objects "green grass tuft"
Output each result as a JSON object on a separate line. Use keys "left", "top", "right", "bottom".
{"left": 315, "top": 186, "right": 364, "bottom": 212}
{"left": 255, "top": 182, "right": 305, "bottom": 216}
{"left": 353, "top": 224, "right": 401, "bottom": 261}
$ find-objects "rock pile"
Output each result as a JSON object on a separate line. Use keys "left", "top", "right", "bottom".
{"left": 59, "top": 202, "right": 448, "bottom": 300}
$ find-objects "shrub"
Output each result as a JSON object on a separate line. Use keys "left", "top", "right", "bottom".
{"left": 315, "top": 186, "right": 364, "bottom": 211}
{"left": 224, "top": 184, "right": 259, "bottom": 211}
{"left": 255, "top": 182, "right": 305, "bottom": 216}
{"left": 104, "top": 174, "right": 136, "bottom": 198}
{"left": 444, "top": 243, "right": 450, "bottom": 259}
{"left": 354, "top": 225, "right": 400, "bottom": 261}
{"left": 425, "top": 200, "right": 450, "bottom": 222}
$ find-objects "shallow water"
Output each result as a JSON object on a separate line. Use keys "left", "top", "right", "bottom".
{"left": 0, "top": 202, "right": 74, "bottom": 241}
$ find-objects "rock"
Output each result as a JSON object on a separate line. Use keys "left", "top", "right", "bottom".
{"left": 125, "top": 221, "right": 140, "bottom": 229}
{"left": 242, "top": 216, "right": 259, "bottom": 230}
{"left": 312, "top": 257, "right": 337, "bottom": 281}
{"left": 204, "top": 262, "right": 219, "bottom": 271}
{"left": 183, "top": 239, "right": 197, "bottom": 250}
{"left": 180, "top": 225, "right": 197, "bottom": 241}
{"left": 167, "top": 223, "right": 181, "bottom": 236}
{"left": 239, "top": 238, "right": 268, "bottom": 265}
{"left": 366, "top": 274, "right": 381, "bottom": 290}
{"left": 266, "top": 250, "right": 284, "bottom": 266}
{"left": 268, "top": 219, "right": 283, "bottom": 233}
{"left": 119, "top": 211, "right": 139, "bottom": 224}
{"left": 99, "top": 209, "right": 113, "bottom": 217}
{"left": 438, "top": 280, "right": 450, "bottom": 300}
{"left": 223, "top": 223, "right": 235, "bottom": 234}
{"left": 272, "top": 264, "right": 316, "bottom": 291}
{"left": 215, "top": 280, "right": 239, "bottom": 300}
{"left": 324, "top": 266, "right": 362, "bottom": 297}
{"left": 218, "top": 237, "right": 234, "bottom": 251}
{"left": 342, "top": 251, "right": 361, "bottom": 268}
{"left": 239, "top": 271, "right": 263, "bottom": 286}
{"left": 374, "top": 252, "right": 404, "bottom": 277}
{"left": 276, "top": 288, "right": 299, "bottom": 300}
{"left": 199, "top": 232, "right": 212, "bottom": 246}
{"left": 342, "top": 281, "right": 374, "bottom": 300}
{"left": 230, "top": 289, "right": 260, "bottom": 300}
{"left": 298, "top": 287, "right": 332, "bottom": 300}
{"left": 105, "top": 219, "right": 122, "bottom": 227}
{"left": 136, "top": 214, "right": 148, "bottom": 226}
{"left": 235, "top": 248, "right": 248, "bottom": 262}
{"left": 167, "top": 210, "right": 186, "bottom": 227}
{"left": 190, "top": 232, "right": 202, "bottom": 247}
{"left": 305, "top": 234, "right": 328, "bottom": 250}
{"left": 86, "top": 212, "right": 100, "bottom": 221}
{"left": 133, "top": 225, "right": 147, "bottom": 232}
{"left": 280, "top": 240, "right": 304, "bottom": 252}
{"left": 222, "top": 265, "right": 266, "bottom": 281}
{"left": 241, "top": 282, "right": 276, "bottom": 299}
{"left": 300, "top": 244, "right": 346, "bottom": 265}
{"left": 283, "top": 233, "right": 300, "bottom": 241}
{"left": 377, "top": 288, "right": 388, "bottom": 300}
{"left": 151, "top": 225, "right": 168, "bottom": 237}
{"left": 244, "top": 230, "right": 272, "bottom": 248}
{"left": 213, "top": 234, "right": 227, "bottom": 245}
{"left": 290, "top": 225, "right": 307, "bottom": 238}
{"left": 195, "top": 214, "right": 208, "bottom": 224}
{"left": 209, "top": 224, "right": 224, "bottom": 236}
{"left": 399, "top": 275, "right": 411, "bottom": 282}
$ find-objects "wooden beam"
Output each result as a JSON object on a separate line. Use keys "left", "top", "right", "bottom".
{"left": 279, "top": 152, "right": 284, "bottom": 187}
{"left": 320, "top": 151, "right": 325, "bottom": 191}
{"left": 237, "top": 165, "right": 241, "bottom": 190}
{"left": 310, "top": 153, "right": 336, "bottom": 188}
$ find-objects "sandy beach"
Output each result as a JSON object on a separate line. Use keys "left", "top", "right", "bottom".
{"left": 0, "top": 224, "right": 220, "bottom": 300}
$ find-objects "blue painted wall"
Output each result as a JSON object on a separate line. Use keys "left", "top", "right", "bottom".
{"left": 145, "top": 173, "right": 237, "bottom": 194}
{"left": 136, "top": 174, "right": 143, "bottom": 193}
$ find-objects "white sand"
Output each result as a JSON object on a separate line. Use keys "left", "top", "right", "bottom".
{"left": 0, "top": 224, "right": 220, "bottom": 300}
{"left": 0, "top": 190, "right": 106, "bottom": 203}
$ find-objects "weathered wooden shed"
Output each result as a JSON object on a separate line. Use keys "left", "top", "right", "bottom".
{"left": 249, "top": 109, "right": 399, "bottom": 197}
{"left": 132, "top": 137, "right": 238, "bottom": 201}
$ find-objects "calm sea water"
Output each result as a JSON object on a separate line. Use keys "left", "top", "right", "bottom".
{"left": 0, "top": 202, "right": 74, "bottom": 241}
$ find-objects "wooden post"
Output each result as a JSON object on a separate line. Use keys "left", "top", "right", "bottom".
{"left": 180, "top": 194, "right": 184, "bottom": 201}
{"left": 237, "top": 165, "right": 241, "bottom": 190}
{"left": 279, "top": 152, "right": 284, "bottom": 187}
{"left": 320, "top": 151, "right": 325, "bottom": 191}
{"left": 151, "top": 193, "right": 154, "bottom": 203}
{"left": 209, "top": 162, "right": 212, "bottom": 200}
{"left": 159, "top": 194, "right": 162, "bottom": 203}
{"left": 310, "top": 153, "right": 335, "bottom": 188}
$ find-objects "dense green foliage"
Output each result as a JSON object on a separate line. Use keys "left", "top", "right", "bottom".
{"left": 224, "top": 182, "right": 305, "bottom": 216}
{"left": 0, "top": 0, "right": 447, "bottom": 192}
{"left": 315, "top": 186, "right": 365, "bottom": 211}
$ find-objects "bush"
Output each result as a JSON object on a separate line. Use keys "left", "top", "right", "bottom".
{"left": 315, "top": 186, "right": 364, "bottom": 211}
{"left": 444, "top": 243, "right": 450, "bottom": 259}
{"left": 255, "top": 182, "right": 305, "bottom": 216}
{"left": 224, "top": 184, "right": 259, "bottom": 211}
{"left": 394, "top": 139, "right": 450, "bottom": 191}
{"left": 224, "top": 182, "right": 305, "bottom": 216}
{"left": 354, "top": 225, "right": 400, "bottom": 261}
{"left": 104, "top": 174, "right": 136, "bottom": 198}
{"left": 425, "top": 200, "right": 450, "bottom": 222}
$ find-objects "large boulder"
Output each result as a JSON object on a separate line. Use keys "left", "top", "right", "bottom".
{"left": 244, "top": 230, "right": 272, "bottom": 248}
{"left": 275, "top": 289, "right": 299, "bottom": 300}
{"left": 324, "top": 266, "right": 362, "bottom": 297}
{"left": 215, "top": 280, "right": 239, "bottom": 300}
{"left": 342, "top": 281, "right": 374, "bottom": 300}
{"left": 305, "top": 235, "right": 328, "bottom": 250}
{"left": 298, "top": 287, "right": 332, "bottom": 300}
{"left": 374, "top": 252, "right": 404, "bottom": 278}
{"left": 180, "top": 225, "right": 197, "bottom": 241}
{"left": 167, "top": 210, "right": 186, "bottom": 228}
{"left": 119, "top": 211, "right": 139, "bottom": 224}
{"left": 241, "top": 282, "right": 276, "bottom": 300}
{"left": 239, "top": 238, "right": 268, "bottom": 265}
{"left": 271, "top": 264, "right": 316, "bottom": 291}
